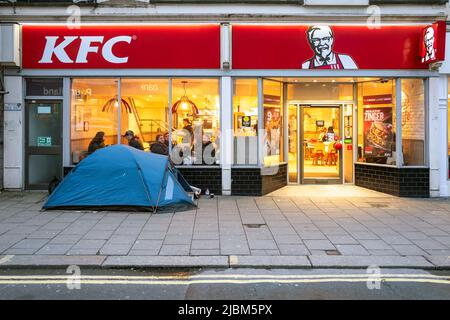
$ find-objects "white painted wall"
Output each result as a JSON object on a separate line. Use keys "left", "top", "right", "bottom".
{"left": 0, "top": 4, "right": 446, "bottom": 23}
{"left": 3, "top": 76, "right": 23, "bottom": 189}
{"left": 429, "top": 76, "right": 442, "bottom": 197}
{"left": 220, "top": 76, "right": 232, "bottom": 196}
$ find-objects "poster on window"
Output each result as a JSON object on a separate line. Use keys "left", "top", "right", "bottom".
{"left": 363, "top": 107, "right": 394, "bottom": 157}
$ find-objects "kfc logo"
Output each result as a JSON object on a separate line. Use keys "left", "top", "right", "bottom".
{"left": 302, "top": 26, "right": 358, "bottom": 70}
{"left": 38, "top": 35, "right": 132, "bottom": 64}
{"left": 421, "top": 26, "right": 437, "bottom": 63}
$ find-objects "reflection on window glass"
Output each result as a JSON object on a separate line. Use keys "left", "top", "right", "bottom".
{"left": 357, "top": 79, "right": 396, "bottom": 165}
{"left": 263, "top": 80, "right": 283, "bottom": 166}
{"left": 171, "top": 79, "right": 220, "bottom": 165}
{"left": 233, "top": 78, "right": 258, "bottom": 165}
{"left": 401, "top": 78, "right": 425, "bottom": 166}
{"left": 120, "top": 79, "right": 169, "bottom": 152}
{"left": 70, "top": 78, "right": 119, "bottom": 164}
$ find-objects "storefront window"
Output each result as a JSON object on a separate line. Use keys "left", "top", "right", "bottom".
{"left": 171, "top": 79, "right": 220, "bottom": 165}
{"left": 120, "top": 79, "right": 169, "bottom": 151}
{"left": 70, "top": 78, "right": 119, "bottom": 165}
{"left": 401, "top": 78, "right": 425, "bottom": 166}
{"left": 263, "top": 80, "right": 284, "bottom": 166}
{"left": 357, "top": 79, "right": 396, "bottom": 165}
{"left": 287, "top": 82, "right": 353, "bottom": 101}
{"left": 448, "top": 79, "right": 450, "bottom": 178}
{"left": 233, "top": 79, "right": 258, "bottom": 165}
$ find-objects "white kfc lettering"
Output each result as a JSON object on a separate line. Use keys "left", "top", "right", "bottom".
{"left": 76, "top": 36, "right": 104, "bottom": 63}
{"left": 39, "top": 36, "right": 78, "bottom": 63}
{"left": 38, "top": 35, "right": 132, "bottom": 64}
{"left": 102, "top": 36, "right": 132, "bottom": 63}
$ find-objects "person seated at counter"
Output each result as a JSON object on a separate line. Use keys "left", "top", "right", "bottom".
{"left": 163, "top": 132, "right": 170, "bottom": 147}
{"left": 150, "top": 134, "right": 169, "bottom": 156}
{"left": 88, "top": 131, "right": 106, "bottom": 155}
{"left": 201, "top": 134, "right": 216, "bottom": 165}
{"left": 123, "top": 130, "right": 144, "bottom": 151}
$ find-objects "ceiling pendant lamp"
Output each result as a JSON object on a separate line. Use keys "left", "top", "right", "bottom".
{"left": 172, "top": 81, "right": 199, "bottom": 115}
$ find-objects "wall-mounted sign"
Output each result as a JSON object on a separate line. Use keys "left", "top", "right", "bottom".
{"left": 22, "top": 25, "right": 220, "bottom": 69}
{"left": 363, "top": 107, "right": 393, "bottom": 158}
{"left": 420, "top": 22, "right": 446, "bottom": 64}
{"left": 263, "top": 94, "right": 281, "bottom": 106}
{"left": 4, "top": 103, "right": 22, "bottom": 111}
{"left": 242, "top": 116, "right": 252, "bottom": 127}
{"left": 37, "top": 105, "right": 52, "bottom": 114}
{"left": 316, "top": 120, "right": 324, "bottom": 127}
{"left": 363, "top": 94, "right": 393, "bottom": 105}
{"left": 37, "top": 136, "right": 52, "bottom": 147}
{"left": 233, "top": 22, "right": 446, "bottom": 70}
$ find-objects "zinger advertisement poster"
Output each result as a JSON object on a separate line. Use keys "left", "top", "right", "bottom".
{"left": 363, "top": 107, "right": 394, "bottom": 158}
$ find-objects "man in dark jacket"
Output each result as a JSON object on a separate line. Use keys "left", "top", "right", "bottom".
{"left": 123, "top": 130, "right": 144, "bottom": 150}
{"left": 150, "top": 134, "right": 169, "bottom": 156}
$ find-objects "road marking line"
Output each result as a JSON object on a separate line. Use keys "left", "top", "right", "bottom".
{"left": 0, "top": 278, "right": 449, "bottom": 285}
{"left": 0, "top": 274, "right": 448, "bottom": 280}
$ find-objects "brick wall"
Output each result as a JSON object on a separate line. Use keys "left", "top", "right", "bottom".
{"left": 355, "top": 163, "right": 429, "bottom": 197}
{"left": 401, "top": 79, "right": 425, "bottom": 141}
{"left": 177, "top": 166, "right": 222, "bottom": 195}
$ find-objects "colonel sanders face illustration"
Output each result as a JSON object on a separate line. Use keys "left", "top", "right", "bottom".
{"left": 302, "top": 25, "right": 358, "bottom": 70}
{"left": 309, "top": 26, "right": 334, "bottom": 60}
{"left": 422, "top": 26, "right": 436, "bottom": 63}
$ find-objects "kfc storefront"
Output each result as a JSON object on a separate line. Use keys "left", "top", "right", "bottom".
{"left": 2, "top": 21, "right": 446, "bottom": 197}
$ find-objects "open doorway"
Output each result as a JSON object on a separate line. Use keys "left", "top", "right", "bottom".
{"left": 288, "top": 103, "right": 344, "bottom": 184}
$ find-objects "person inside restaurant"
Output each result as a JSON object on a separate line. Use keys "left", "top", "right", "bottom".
{"left": 123, "top": 130, "right": 144, "bottom": 151}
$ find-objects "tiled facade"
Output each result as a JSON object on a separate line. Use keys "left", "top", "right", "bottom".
{"left": 232, "top": 163, "right": 288, "bottom": 196}
{"left": 177, "top": 166, "right": 222, "bottom": 196}
{"left": 355, "top": 164, "right": 430, "bottom": 197}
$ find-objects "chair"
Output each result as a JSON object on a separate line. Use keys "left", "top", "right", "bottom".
{"left": 327, "top": 150, "right": 337, "bottom": 166}
{"left": 312, "top": 150, "right": 325, "bottom": 166}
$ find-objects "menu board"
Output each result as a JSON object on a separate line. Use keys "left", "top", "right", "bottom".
{"left": 363, "top": 107, "right": 394, "bottom": 157}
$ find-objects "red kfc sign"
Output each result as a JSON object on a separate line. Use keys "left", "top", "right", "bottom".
{"left": 420, "top": 21, "right": 446, "bottom": 64}
{"left": 232, "top": 23, "right": 446, "bottom": 70}
{"left": 22, "top": 25, "right": 220, "bottom": 69}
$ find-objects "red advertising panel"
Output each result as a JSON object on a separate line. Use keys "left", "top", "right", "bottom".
{"left": 22, "top": 25, "right": 221, "bottom": 69}
{"left": 232, "top": 23, "right": 446, "bottom": 70}
{"left": 363, "top": 94, "right": 393, "bottom": 105}
{"left": 363, "top": 107, "right": 394, "bottom": 158}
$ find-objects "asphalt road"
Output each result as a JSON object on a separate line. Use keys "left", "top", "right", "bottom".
{"left": 0, "top": 268, "right": 449, "bottom": 300}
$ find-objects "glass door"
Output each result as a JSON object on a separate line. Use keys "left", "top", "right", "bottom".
{"left": 288, "top": 104, "right": 299, "bottom": 183}
{"left": 25, "top": 100, "right": 62, "bottom": 190}
{"left": 301, "top": 105, "right": 342, "bottom": 184}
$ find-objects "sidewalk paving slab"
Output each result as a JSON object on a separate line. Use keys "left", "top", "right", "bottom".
{"left": 425, "top": 255, "right": 450, "bottom": 268}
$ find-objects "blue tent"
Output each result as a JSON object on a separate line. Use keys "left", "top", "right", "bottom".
{"left": 43, "top": 145, "right": 195, "bottom": 212}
